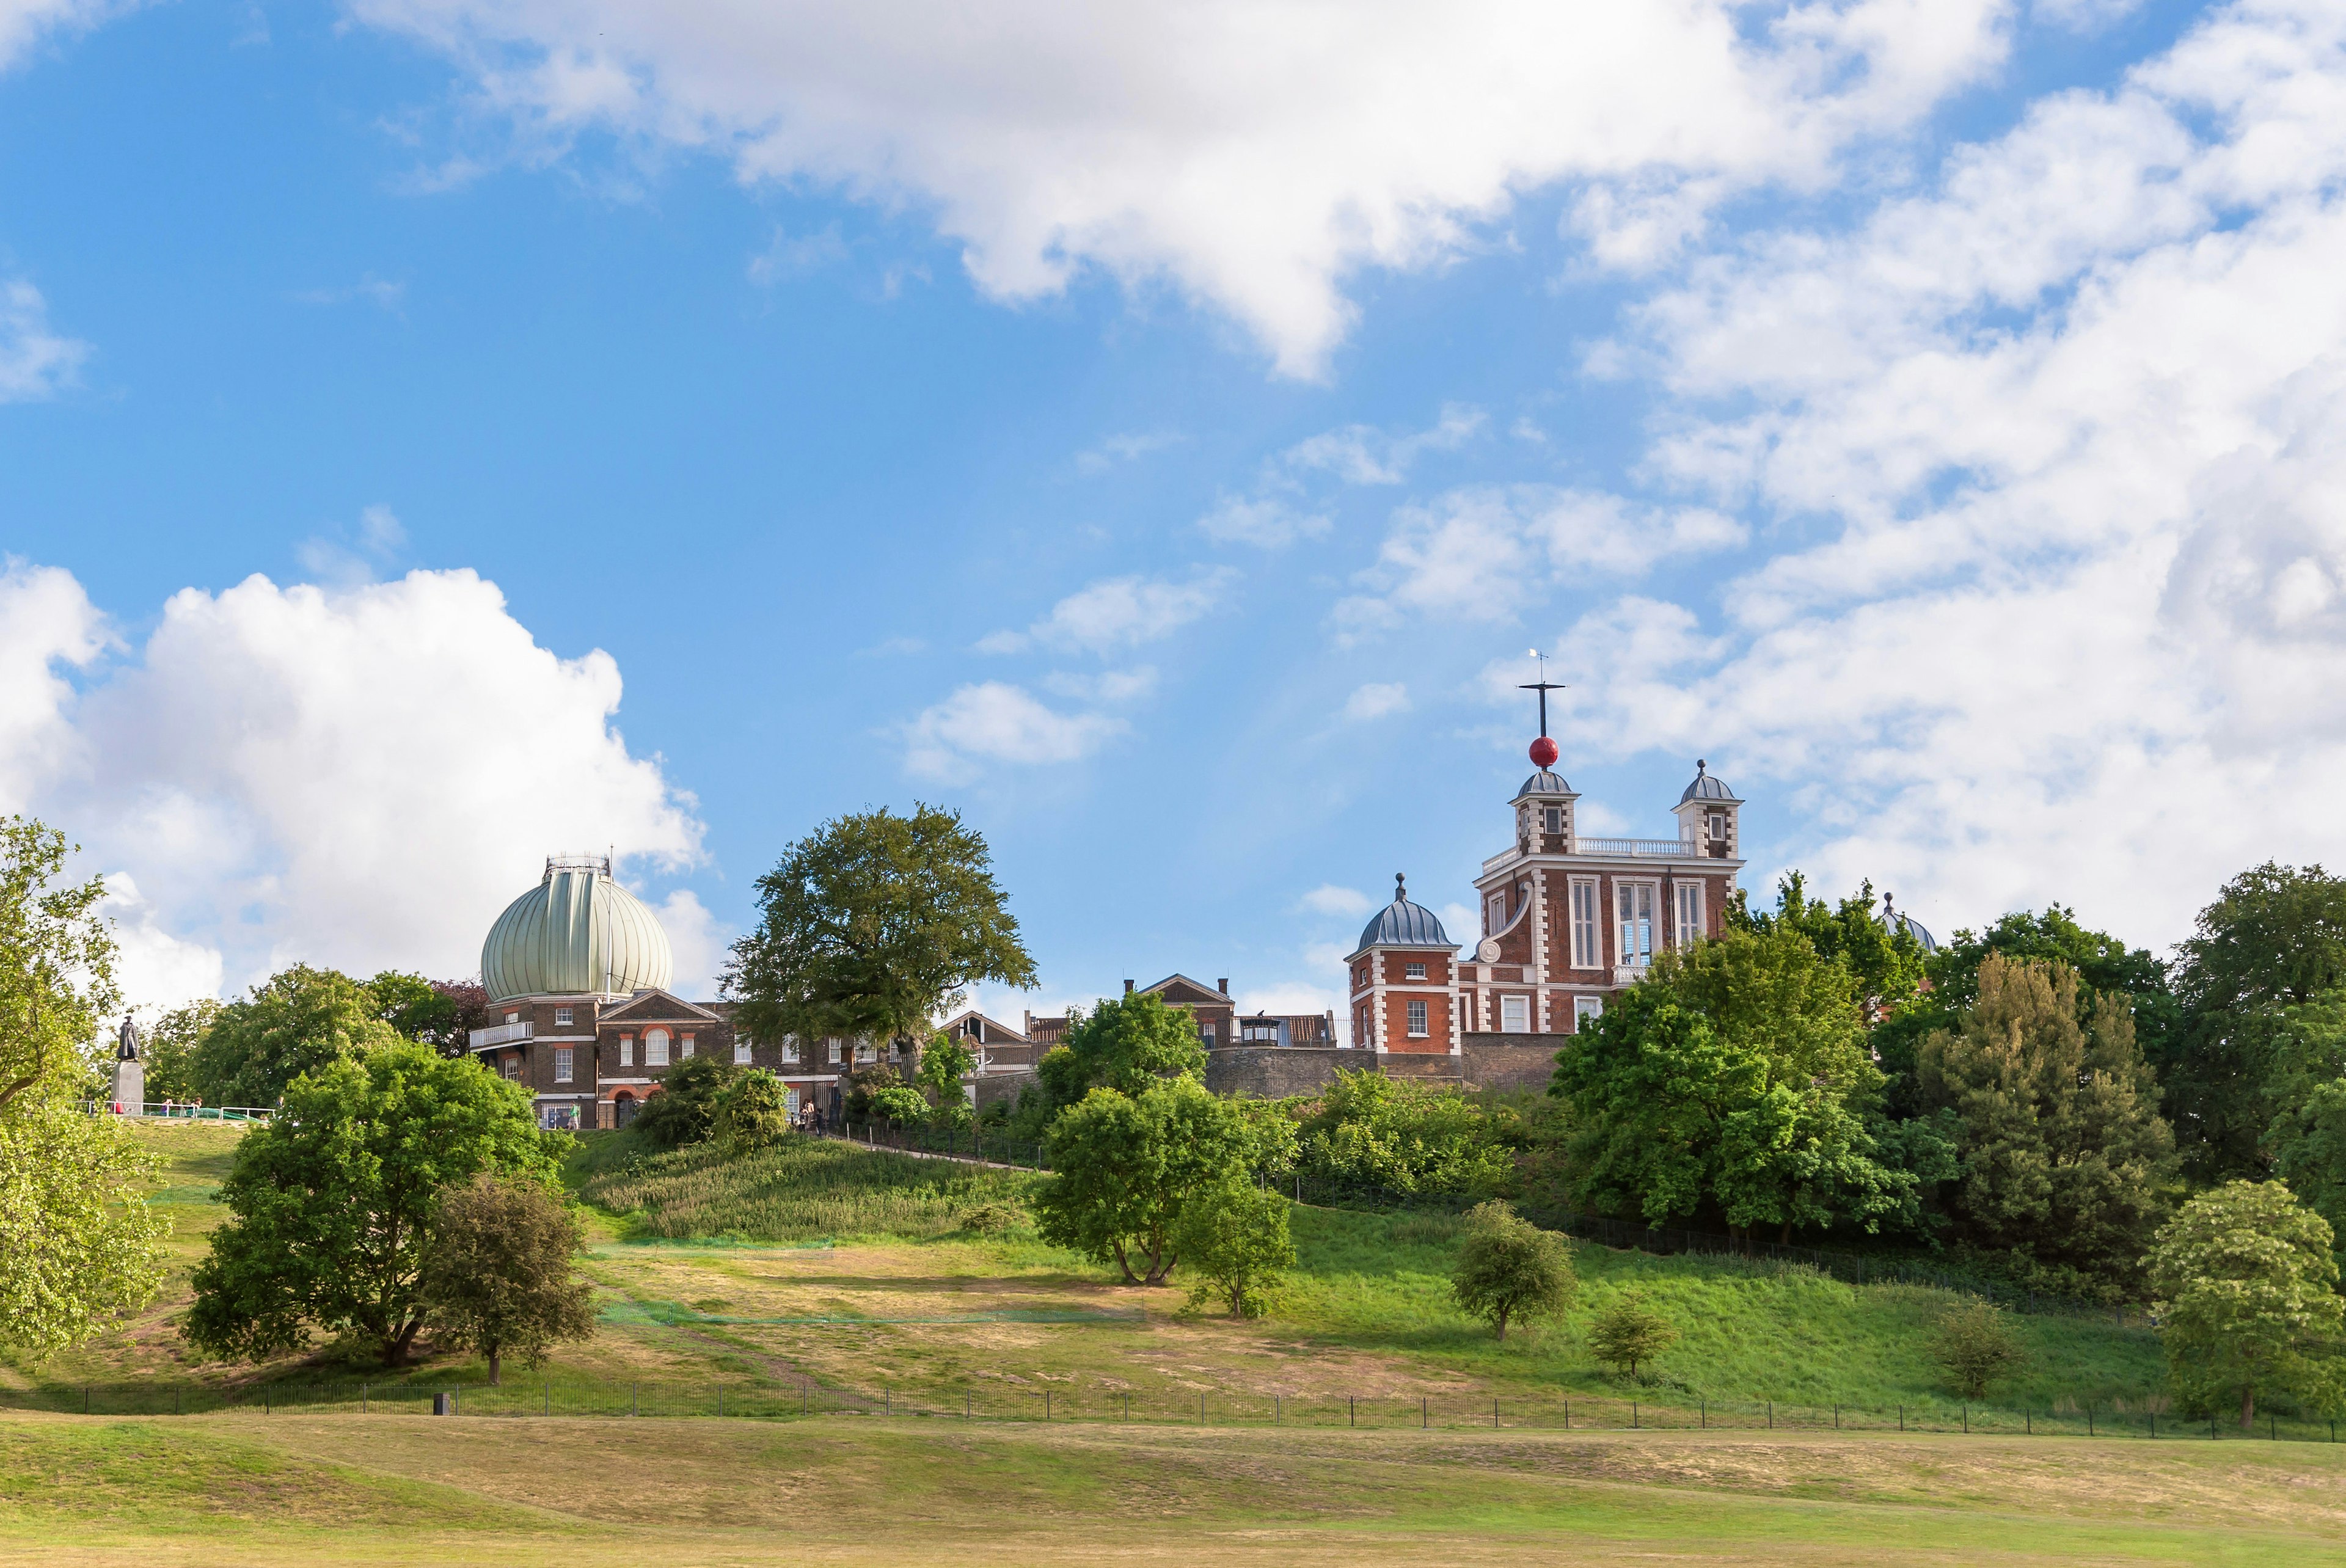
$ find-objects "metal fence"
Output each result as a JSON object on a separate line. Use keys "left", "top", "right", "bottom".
{"left": 82, "top": 1101, "right": 274, "bottom": 1123}
{"left": 5, "top": 1377, "right": 2331, "bottom": 1442}
{"left": 828, "top": 1119, "right": 1051, "bottom": 1171}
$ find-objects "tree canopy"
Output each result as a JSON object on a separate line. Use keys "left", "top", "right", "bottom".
{"left": 2148, "top": 1180, "right": 2345, "bottom": 1429}
{"left": 1449, "top": 1201, "right": 1574, "bottom": 1340}
{"left": 726, "top": 804, "right": 1037, "bottom": 1051}
{"left": 185, "top": 1041, "right": 553, "bottom": 1366}
{"left": 1294, "top": 1068, "right": 1515, "bottom": 1199}
{"left": 1034, "top": 990, "right": 1207, "bottom": 1111}
{"left": 1170, "top": 1178, "right": 1294, "bottom": 1319}
{"left": 1728, "top": 873, "right": 1929, "bottom": 1015}
{"left": 1036, "top": 1079, "right": 1258, "bottom": 1285}
{"left": 0, "top": 817, "right": 165, "bottom": 1355}
{"left": 189, "top": 965, "right": 404, "bottom": 1109}
{"left": 417, "top": 1174, "right": 596, "bottom": 1384}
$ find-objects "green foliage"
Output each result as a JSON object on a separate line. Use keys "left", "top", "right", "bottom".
{"left": 711, "top": 1069, "right": 794, "bottom": 1153}
{"left": 957, "top": 1200, "right": 1025, "bottom": 1234}
{"left": 1728, "top": 873, "right": 1929, "bottom": 1015}
{"left": 140, "top": 998, "right": 219, "bottom": 1103}
{"left": 189, "top": 965, "right": 404, "bottom": 1109}
{"left": 417, "top": 1174, "right": 596, "bottom": 1384}
{"left": 184, "top": 1042, "right": 554, "bottom": 1366}
{"left": 1294, "top": 1069, "right": 1514, "bottom": 1198}
{"left": 1449, "top": 1201, "right": 1574, "bottom": 1340}
{"left": 630, "top": 1054, "right": 737, "bottom": 1150}
{"left": 2170, "top": 862, "right": 2346, "bottom": 1180}
{"left": 1932, "top": 1302, "right": 2025, "bottom": 1399}
{"left": 1172, "top": 1180, "right": 1295, "bottom": 1319}
{"left": 1036, "top": 1079, "right": 1257, "bottom": 1285}
{"left": 577, "top": 1133, "right": 1039, "bottom": 1242}
{"left": 363, "top": 972, "right": 490, "bottom": 1056}
{"left": 1551, "top": 925, "right": 1919, "bottom": 1239}
{"left": 1586, "top": 1289, "right": 1678, "bottom": 1377}
{"left": 1913, "top": 954, "right": 2179, "bottom": 1297}
{"left": 0, "top": 817, "right": 166, "bottom": 1355}
{"left": 841, "top": 1062, "right": 904, "bottom": 1120}
{"left": 915, "top": 1032, "right": 976, "bottom": 1129}
{"left": 1034, "top": 990, "right": 1207, "bottom": 1113}
{"left": 2149, "top": 1180, "right": 2346, "bottom": 1428}
{"left": 2264, "top": 991, "right": 2346, "bottom": 1263}
{"left": 866, "top": 1085, "right": 930, "bottom": 1125}
{"left": 725, "top": 804, "right": 1038, "bottom": 1050}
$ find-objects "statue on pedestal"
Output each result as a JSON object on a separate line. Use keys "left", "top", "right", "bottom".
{"left": 112, "top": 1016, "right": 144, "bottom": 1115}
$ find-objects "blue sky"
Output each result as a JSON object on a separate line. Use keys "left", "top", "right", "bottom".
{"left": 5, "top": 0, "right": 2342, "bottom": 1022}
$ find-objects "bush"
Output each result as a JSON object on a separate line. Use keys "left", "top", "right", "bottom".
{"left": 631, "top": 1056, "right": 737, "bottom": 1149}
{"left": 1449, "top": 1201, "right": 1574, "bottom": 1340}
{"left": 1932, "top": 1300, "right": 2025, "bottom": 1399}
{"left": 711, "top": 1069, "right": 793, "bottom": 1152}
{"left": 957, "top": 1201, "right": 1025, "bottom": 1234}
{"left": 1587, "top": 1290, "right": 1678, "bottom": 1377}
{"left": 1296, "top": 1069, "right": 1515, "bottom": 1198}
{"left": 1172, "top": 1181, "right": 1295, "bottom": 1320}
{"left": 866, "top": 1086, "right": 930, "bottom": 1126}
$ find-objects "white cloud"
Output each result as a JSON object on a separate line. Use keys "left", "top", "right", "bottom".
{"left": 1197, "top": 495, "right": 1329, "bottom": 549}
{"left": 903, "top": 680, "right": 1127, "bottom": 779}
{"left": 5, "top": 565, "right": 704, "bottom": 996}
{"left": 0, "top": 278, "right": 87, "bottom": 401}
{"left": 291, "top": 274, "right": 407, "bottom": 310}
{"left": 1298, "top": 884, "right": 1373, "bottom": 917}
{"left": 1075, "top": 429, "right": 1184, "bottom": 475}
{"left": 1282, "top": 404, "right": 1486, "bottom": 486}
{"left": 348, "top": 0, "right": 2012, "bottom": 375}
{"left": 1235, "top": 981, "right": 1342, "bottom": 1018}
{"left": 747, "top": 222, "right": 849, "bottom": 284}
{"left": 0, "top": 0, "right": 122, "bottom": 71}
{"left": 100, "top": 874, "right": 224, "bottom": 1016}
{"left": 297, "top": 503, "right": 411, "bottom": 586}
{"left": 1042, "top": 666, "right": 1158, "bottom": 704}
{"left": 655, "top": 888, "right": 730, "bottom": 1000}
{"left": 1341, "top": 682, "right": 1410, "bottom": 722}
{"left": 979, "top": 569, "right": 1232, "bottom": 654}
{"left": 1550, "top": 0, "right": 2346, "bottom": 946}
{"left": 1334, "top": 486, "right": 1745, "bottom": 640}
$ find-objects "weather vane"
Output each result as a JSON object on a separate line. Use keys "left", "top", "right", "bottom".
{"left": 1520, "top": 647, "right": 1565, "bottom": 768}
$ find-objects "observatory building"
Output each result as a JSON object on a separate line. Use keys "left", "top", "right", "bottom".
{"left": 469, "top": 855, "right": 842, "bottom": 1129}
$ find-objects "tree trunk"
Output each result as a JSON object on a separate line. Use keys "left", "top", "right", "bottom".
{"left": 1109, "top": 1240, "right": 1142, "bottom": 1285}
{"left": 1494, "top": 1307, "right": 1510, "bottom": 1341}
{"left": 1780, "top": 1219, "right": 1792, "bottom": 1244}
{"left": 488, "top": 1346, "right": 502, "bottom": 1387}
{"left": 2242, "top": 1385, "right": 2255, "bottom": 1431}
{"left": 382, "top": 1317, "right": 423, "bottom": 1368}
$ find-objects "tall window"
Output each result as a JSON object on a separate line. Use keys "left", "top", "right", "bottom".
{"left": 781, "top": 1037, "right": 801, "bottom": 1065}
{"left": 554, "top": 1048, "right": 574, "bottom": 1083}
{"left": 1500, "top": 994, "right": 1530, "bottom": 1034}
{"left": 644, "top": 1027, "right": 670, "bottom": 1067}
{"left": 1486, "top": 894, "right": 1506, "bottom": 934}
{"left": 733, "top": 1037, "right": 752, "bottom": 1065}
{"left": 680, "top": 1034, "right": 696, "bottom": 1058}
{"left": 828, "top": 1040, "right": 844, "bottom": 1065}
{"left": 554, "top": 1007, "right": 574, "bottom": 1026}
{"left": 1617, "top": 883, "right": 1656, "bottom": 968}
{"left": 1675, "top": 883, "right": 1704, "bottom": 949}
{"left": 1569, "top": 880, "right": 1600, "bottom": 969}
{"left": 1406, "top": 999, "right": 1429, "bottom": 1037}
{"left": 1707, "top": 809, "right": 1727, "bottom": 842}
{"left": 619, "top": 1034, "right": 634, "bottom": 1067}
{"left": 501, "top": 1056, "right": 520, "bottom": 1081}
{"left": 1543, "top": 806, "right": 1562, "bottom": 835}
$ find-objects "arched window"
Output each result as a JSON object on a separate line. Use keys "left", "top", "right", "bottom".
{"left": 644, "top": 1027, "right": 670, "bottom": 1067}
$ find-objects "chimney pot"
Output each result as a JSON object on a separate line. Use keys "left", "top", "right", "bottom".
{"left": 1217, "top": 978, "right": 1229, "bottom": 996}
{"left": 1124, "top": 979, "right": 1135, "bottom": 994}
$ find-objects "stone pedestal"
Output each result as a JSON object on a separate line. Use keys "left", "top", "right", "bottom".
{"left": 111, "top": 1059, "right": 144, "bottom": 1115}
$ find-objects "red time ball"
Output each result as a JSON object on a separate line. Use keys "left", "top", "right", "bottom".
{"left": 1529, "top": 735, "right": 1559, "bottom": 768}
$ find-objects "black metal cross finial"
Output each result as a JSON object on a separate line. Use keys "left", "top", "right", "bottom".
{"left": 1520, "top": 648, "right": 1566, "bottom": 737}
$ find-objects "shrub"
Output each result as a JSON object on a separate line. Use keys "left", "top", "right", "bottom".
{"left": 711, "top": 1069, "right": 793, "bottom": 1152}
{"left": 1587, "top": 1290, "right": 1678, "bottom": 1377}
{"left": 1932, "top": 1300, "right": 2025, "bottom": 1399}
{"left": 1172, "top": 1180, "right": 1295, "bottom": 1319}
{"left": 866, "top": 1086, "right": 930, "bottom": 1126}
{"left": 957, "top": 1201, "right": 1025, "bottom": 1234}
{"left": 1449, "top": 1201, "right": 1574, "bottom": 1340}
{"left": 632, "top": 1056, "right": 738, "bottom": 1149}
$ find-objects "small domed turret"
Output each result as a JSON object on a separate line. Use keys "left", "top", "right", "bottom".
{"left": 1356, "top": 873, "right": 1453, "bottom": 950}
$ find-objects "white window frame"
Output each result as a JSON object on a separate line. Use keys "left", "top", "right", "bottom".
{"left": 1486, "top": 894, "right": 1506, "bottom": 935}
{"left": 1617, "top": 880, "right": 1659, "bottom": 969}
{"left": 1404, "top": 961, "right": 1427, "bottom": 980}
{"left": 1500, "top": 994, "right": 1531, "bottom": 1034}
{"left": 855, "top": 1041, "right": 877, "bottom": 1064}
{"left": 554, "top": 1047, "right": 574, "bottom": 1084}
{"left": 554, "top": 1007, "right": 574, "bottom": 1027}
{"left": 1707, "top": 808, "right": 1727, "bottom": 842}
{"left": 618, "top": 1034, "right": 634, "bottom": 1067}
{"left": 733, "top": 1037, "right": 752, "bottom": 1065}
{"left": 781, "top": 1037, "right": 801, "bottom": 1065}
{"left": 501, "top": 1055, "right": 521, "bottom": 1081}
{"left": 1406, "top": 998, "right": 1429, "bottom": 1037}
{"left": 828, "top": 1040, "right": 844, "bottom": 1065}
{"left": 1569, "top": 878, "right": 1601, "bottom": 969}
{"left": 505, "top": 1011, "right": 519, "bottom": 1025}
{"left": 1675, "top": 881, "right": 1705, "bottom": 950}
{"left": 643, "top": 1027, "right": 670, "bottom": 1067}
{"left": 680, "top": 1034, "right": 696, "bottom": 1058}
{"left": 1543, "top": 806, "right": 1562, "bottom": 835}
{"left": 1573, "top": 995, "right": 1603, "bottom": 1029}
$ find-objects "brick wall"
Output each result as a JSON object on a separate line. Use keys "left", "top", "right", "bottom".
{"left": 1204, "top": 1046, "right": 1382, "bottom": 1098}
{"left": 1459, "top": 1035, "right": 1566, "bottom": 1091}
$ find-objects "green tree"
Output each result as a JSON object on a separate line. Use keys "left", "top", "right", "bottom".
{"left": 417, "top": 1174, "right": 596, "bottom": 1384}
{"left": 711, "top": 1069, "right": 794, "bottom": 1152}
{"left": 1295, "top": 1068, "right": 1515, "bottom": 1198}
{"left": 140, "top": 998, "right": 220, "bottom": 1103}
{"left": 1034, "top": 990, "right": 1207, "bottom": 1112}
{"left": 1171, "top": 1180, "right": 1294, "bottom": 1319}
{"left": 630, "top": 1054, "right": 737, "bottom": 1149}
{"left": 189, "top": 965, "right": 402, "bottom": 1109}
{"left": 1551, "top": 925, "right": 1920, "bottom": 1241}
{"left": 915, "top": 1031, "right": 977, "bottom": 1128}
{"left": 2148, "top": 1180, "right": 2346, "bottom": 1429}
{"left": 1729, "top": 872, "right": 1929, "bottom": 1015}
{"left": 1932, "top": 1302, "right": 2025, "bottom": 1399}
{"left": 2170, "top": 864, "right": 2346, "bottom": 1180}
{"left": 2263, "top": 993, "right": 2346, "bottom": 1263}
{"left": 1449, "top": 1200, "right": 1575, "bottom": 1340}
{"left": 866, "top": 1085, "right": 930, "bottom": 1125}
{"left": 1587, "top": 1291, "right": 1678, "bottom": 1377}
{"left": 1913, "top": 954, "right": 2179, "bottom": 1296}
{"left": 726, "top": 805, "right": 1037, "bottom": 1054}
{"left": 1036, "top": 1080, "right": 1255, "bottom": 1285}
{"left": 184, "top": 1041, "right": 553, "bottom": 1366}
{"left": 364, "top": 972, "right": 492, "bottom": 1057}
{"left": 0, "top": 817, "right": 166, "bottom": 1355}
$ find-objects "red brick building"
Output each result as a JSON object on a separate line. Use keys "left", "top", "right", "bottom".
{"left": 1347, "top": 756, "right": 1747, "bottom": 1058}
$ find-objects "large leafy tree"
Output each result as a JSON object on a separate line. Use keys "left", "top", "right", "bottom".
{"left": 0, "top": 817, "right": 165, "bottom": 1355}
{"left": 2148, "top": 1180, "right": 2345, "bottom": 1429}
{"left": 417, "top": 1174, "right": 596, "bottom": 1384}
{"left": 726, "top": 804, "right": 1037, "bottom": 1053}
{"left": 1913, "top": 954, "right": 2179, "bottom": 1296}
{"left": 1034, "top": 990, "right": 1207, "bottom": 1112}
{"left": 185, "top": 1042, "right": 553, "bottom": 1366}
{"left": 1036, "top": 1080, "right": 1257, "bottom": 1285}
{"left": 1552, "top": 924, "right": 1923, "bottom": 1241}
{"left": 365, "top": 972, "right": 493, "bottom": 1057}
{"left": 1293, "top": 1067, "right": 1515, "bottom": 1199}
{"left": 2259, "top": 992, "right": 2346, "bottom": 1263}
{"left": 140, "top": 998, "right": 221, "bottom": 1103}
{"left": 1728, "top": 873, "right": 1929, "bottom": 1015}
{"left": 189, "top": 965, "right": 403, "bottom": 1108}
{"left": 2169, "top": 864, "right": 2346, "bottom": 1180}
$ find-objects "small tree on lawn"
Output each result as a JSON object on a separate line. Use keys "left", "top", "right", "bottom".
{"left": 1450, "top": 1201, "right": 1576, "bottom": 1341}
{"left": 915, "top": 1031, "right": 977, "bottom": 1129}
{"left": 418, "top": 1175, "right": 596, "bottom": 1385}
{"left": 1036, "top": 1080, "right": 1254, "bottom": 1286}
{"left": 1588, "top": 1291, "right": 1679, "bottom": 1378}
{"left": 711, "top": 1070, "right": 793, "bottom": 1153}
{"left": 1172, "top": 1180, "right": 1295, "bottom": 1319}
{"left": 1932, "top": 1301, "right": 2025, "bottom": 1399}
{"left": 2149, "top": 1180, "right": 2346, "bottom": 1429}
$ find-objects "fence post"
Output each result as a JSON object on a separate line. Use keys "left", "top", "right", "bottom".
{"left": 2087, "top": 1404, "right": 2093, "bottom": 1437}
{"left": 2150, "top": 1410, "right": 2156, "bottom": 1439}
{"left": 1963, "top": 1404, "right": 1968, "bottom": 1434}
{"left": 1200, "top": 1391, "right": 1206, "bottom": 1425}
{"left": 1898, "top": 1404, "right": 1902, "bottom": 1432}
{"left": 1494, "top": 1398, "right": 1499, "bottom": 1429}
{"left": 1564, "top": 1400, "right": 1569, "bottom": 1431}
{"left": 632, "top": 1381, "right": 638, "bottom": 1417}
{"left": 544, "top": 1380, "right": 549, "bottom": 1418}
{"left": 718, "top": 1385, "right": 724, "bottom": 1417}
{"left": 1422, "top": 1397, "right": 1428, "bottom": 1430}
{"left": 1766, "top": 1401, "right": 1771, "bottom": 1430}
{"left": 1123, "top": 1393, "right": 1129, "bottom": 1423}
{"left": 2025, "top": 1407, "right": 2031, "bottom": 1435}
{"left": 1699, "top": 1398, "right": 1705, "bottom": 1430}
{"left": 1632, "top": 1401, "right": 1638, "bottom": 1429}
{"left": 1349, "top": 1395, "right": 1355, "bottom": 1429}
{"left": 176, "top": 1386, "right": 182, "bottom": 1417}
{"left": 362, "top": 1384, "right": 367, "bottom": 1415}
{"left": 1834, "top": 1404, "right": 1839, "bottom": 1430}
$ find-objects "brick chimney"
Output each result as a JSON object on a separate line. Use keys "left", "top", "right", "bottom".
{"left": 1124, "top": 979, "right": 1135, "bottom": 994}
{"left": 1216, "top": 977, "right": 1229, "bottom": 996}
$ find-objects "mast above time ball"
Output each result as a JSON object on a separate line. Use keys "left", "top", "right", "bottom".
{"left": 1520, "top": 648, "right": 1565, "bottom": 769}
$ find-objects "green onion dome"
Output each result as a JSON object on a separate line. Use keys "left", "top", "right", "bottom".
{"left": 481, "top": 855, "right": 673, "bottom": 1001}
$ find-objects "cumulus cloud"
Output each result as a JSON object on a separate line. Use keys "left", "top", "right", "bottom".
{"left": 656, "top": 888, "right": 730, "bottom": 1001}
{"left": 1549, "top": 0, "right": 2346, "bottom": 945}
{"left": 348, "top": 0, "right": 2012, "bottom": 375}
{"left": 0, "top": 278, "right": 87, "bottom": 401}
{"left": 1297, "top": 884, "right": 1373, "bottom": 917}
{"left": 2, "top": 564, "right": 703, "bottom": 1007}
{"left": 0, "top": 0, "right": 122, "bottom": 71}
{"left": 1201, "top": 406, "right": 1486, "bottom": 549}
{"left": 903, "top": 681, "right": 1127, "bottom": 779}
{"left": 978, "top": 570, "right": 1232, "bottom": 654}
{"left": 1341, "top": 682, "right": 1410, "bottom": 723}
